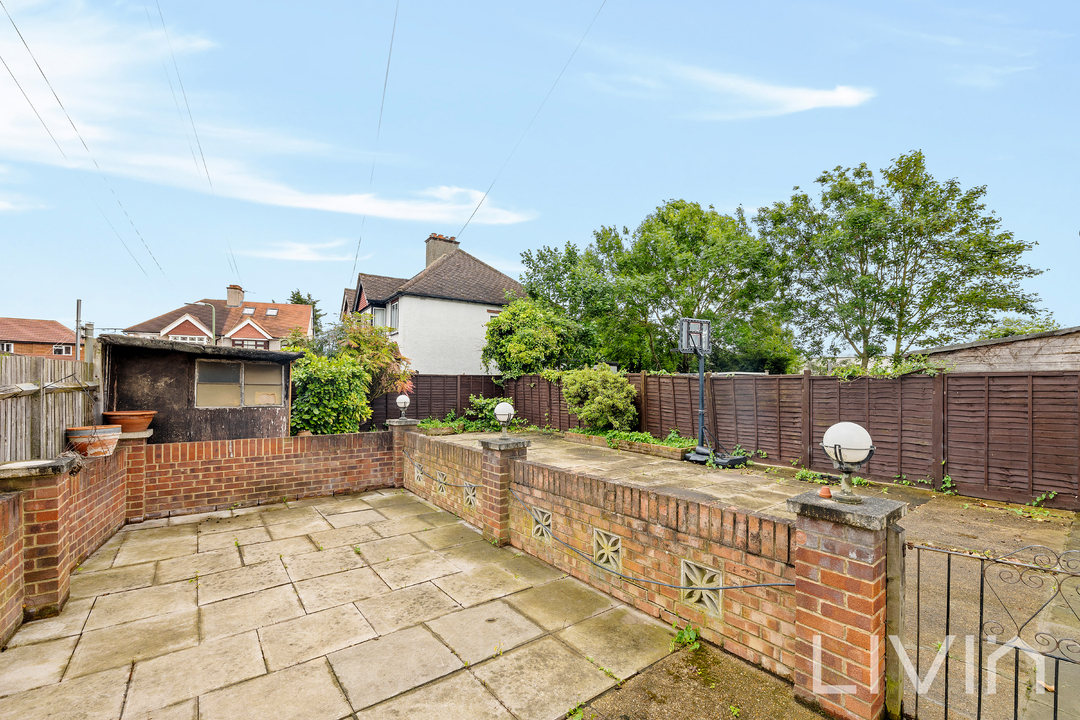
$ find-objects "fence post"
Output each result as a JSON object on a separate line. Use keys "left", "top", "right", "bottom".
{"left": 31, "top": 358, "right": 45, "bottom": 459}
{"left": 478, "top": 437, "right": 529, "bottom": 546}
{"left": 787, "top": 490, "right": 907, "bottom": 720}
{"left": 931, "top": 373, "right": 944, "bottom": 483}
{"left": 801, "top": 369, "right": 812, "bottom": 466}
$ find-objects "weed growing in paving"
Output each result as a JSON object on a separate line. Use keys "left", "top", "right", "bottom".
{"left": 941, "top": 475, "right": 957, "bottom": 495}
{"left": 729, "top": 705, "right": 741, "bottom": 717}
{"left": 670, "top": 621, "right": 701, "bottom": 652}
{"left": 1028, "top": 491, "right": 1058, "bottom": 508}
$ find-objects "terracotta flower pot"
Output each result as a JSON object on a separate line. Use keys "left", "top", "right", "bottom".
{"left": 66, "top": 425, "right": 123, "bottom": 457}
{"left": 101, "top": 411, "right": 157, "bottom": 433}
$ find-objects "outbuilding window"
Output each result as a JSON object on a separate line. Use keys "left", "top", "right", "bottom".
{"left": 195, "top": 360, "right": 283, "bottom": 407}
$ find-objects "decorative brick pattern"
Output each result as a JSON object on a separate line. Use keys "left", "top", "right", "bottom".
{"left": 681, "top": 559, "right": 722, "bottom": 616}
{"left": 463, "top": 482, "right": 477, "bottom": 508}
{"left": 402, "top": 433, "right": 485, "bottom": 529}
{"left": 530, "top": 507, "right": 551, "bottom": 540}
{"left": 592, "top": 529, "right": 621, "bottom": 572}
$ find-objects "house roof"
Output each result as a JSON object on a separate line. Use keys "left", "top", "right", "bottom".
{"left": 910, "top": 325, "right": 1080, "bottom": 356}
{"left": 352, "top": 250, "right": 523, "bottom": 311}
{"left": 0, "top": 317, "right": 76, "bottom": 344}
{"left": 124, "top": 300, "right": 313, "bottom": 339}
{"left": 342, "top": 288, "right": 356, "bottom": 311}
{"left": 100, "top": 334, "right": 303, "bottom": 362}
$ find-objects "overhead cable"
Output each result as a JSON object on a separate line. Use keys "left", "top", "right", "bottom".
{"left": 456, "top": 0, "right": 607, "bottom": 239}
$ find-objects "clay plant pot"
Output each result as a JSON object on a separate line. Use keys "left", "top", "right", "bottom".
{"left": 66, "top": 425, "right": 123, "bottom": 457}
{"left": 101, "top": 411, "right": 157, "bottom": 433}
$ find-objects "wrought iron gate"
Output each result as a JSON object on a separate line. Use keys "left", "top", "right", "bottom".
{"left": 905, "top": 544, "right": 1080, "bottom": 719}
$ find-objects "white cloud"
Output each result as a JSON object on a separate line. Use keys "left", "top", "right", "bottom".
{"left": 0, "top": 1, "right": 534, "bottom": 224}
{"left": 237, "top": 240, "right": 355, "bottom": 262}
{"left": 952, "top": 64, "right": 1035, "bottom": 88}
{"left": 582, "top": 45, "right": 874, "bottom": 120}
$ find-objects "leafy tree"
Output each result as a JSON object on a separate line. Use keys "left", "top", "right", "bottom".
{"left": 561, "top": 365, "right": 638, "bottom": 431}
{"left": 708, "top": 315, "right": 803, "bottom": 375}
{"left": 287, "top": 289, "right": 325, "bottom": 336}
{"left": 978, "top": 314, "right": 1060, "bottom": 340}
{"left": 755, "top": 151, "right": 1042, "bottom": 368}
{"left": 481, "top": 297, "right": 598, "bottom": 379}
{"left": 336, "top": 313, "right": 413, "bottom": 398}
{"left": 290, "top": 352, "right": 371, "bottom": 435}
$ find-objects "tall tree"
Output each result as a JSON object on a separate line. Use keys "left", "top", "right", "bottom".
{"left": 287, "top": 289, "right": 325, "bottom": 336}
{"left": 756, "top": 151, "right": 1042, "bottom": 367}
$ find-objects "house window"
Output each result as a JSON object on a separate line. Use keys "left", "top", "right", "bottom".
{"left": 389, "top": 301, "right": 398, "bottom": 331}
{"left": 242, "top": 307, "right": 255, "bottom": 315}
{"left": 195, "top": 361, "right": 283, "bottom": 407}
{"left": 168, "top": 335, "right": 209, "bottom": 345}
{"left": 372, "top": 307, "right": 386, "bottom": 327}
{"left": 0, "top": 342, "right": 12, "bottom": 353}
{"left": 232, "top": 339, "right": 269, "bottom": 350}
{"left": 265, "top": 308, "right": 278, "bottom": 316}
{"left": 52, "top": 345, "right": 72, "bottom": 355}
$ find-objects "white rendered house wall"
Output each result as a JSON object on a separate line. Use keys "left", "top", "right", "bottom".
{"left": 391, "top": 295, "right": 499, "bottom": 374}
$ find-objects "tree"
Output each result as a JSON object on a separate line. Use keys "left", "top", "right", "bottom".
{"left": 560, "top": 365, "right": 638, "bottom": 431}
{"left": 335, "top": 313, "right": 413, "bottom": 398}
{"left": 481, "top": 297, "right": 598, "bottom": 379}
{"left": 978, "top": 314, "right": 1060, "bottom": 340}
{"left": 290, "top": 352, "right": 371, "bottom": 435}
{"left": 755, "top": 151, "right": 1042, "bottom": 367}
{"left": 288, "top": 289, "right": 325, "bottom": 336}
{"left": 708, "top": 315, "right": 803, "bottom": 375}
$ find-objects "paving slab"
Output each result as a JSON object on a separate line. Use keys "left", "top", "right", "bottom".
{"left": 265, "top": 515, "right": 333, "bottom": 540}
{"left": 258, "top": 506, "right": 320, "bottom": 526}
{"left": 259, "top": 603, "right": 376, "bottom": 671}
{"left": 314, "top": 497, "right": 374, "bottom": 515}
{"left": 364, "top": 492, "right": 418, "bottom": 508}
{"left": 355, "top": 582, "right": 461, "bottom": 635}
{"left": 284, "top": 544, "right": 366, "bottom": 581}
{"left": 556, "top": 606, "right": 673, "bottom": 680}
{"left": 154, "top": 546, "right": 242, "bottom": 584}
{"left": 0, "top": 635, "right": 78, "bottom": 697}
{"left": 200, "top": 584, "right": 305, "bottom": 641}
{"left": 505, "top": 577, "right": 618, "bottom": 631}
{"left": 123, "top": 632, "right": 266, "bottom": 717}
{"left": 0, "top": 666, "right": 128, "bottom": 720}
{"left": 374, "top": 500, "right": 434, "bottom": 520}
{"left": 324, "top": 509, "right": 385, "bottom": 529}
{"left": 197, "top": 512, "right": 268, "bottom": 535}
{"left": 437, "top": 540, "right": 514, "bottom": 571}
{"left": 473, "top": 636, "right": 616, "bottom": 720}
{"left": 74, "top": 536, "right": 122, "bottom": 573}
{"left": 123, "top": 698, "right": 196, "bottom": 720}
{"left": 240, "top": 536, "right": 317, "bottom": 565}
{"left": 197, "top": 525, "right": 271, "bottom": 552}
{"left": 416, "top": 510, "right": 460, "bottom": 527}
{"left": 356, "top": 534, "right": 428, "bottom": 564}
{"left": 308, "top": 523, "right": 381, "bottom": 549}
{"left": 69, "top": 562, "right": 156, "bottom": 599}
{"left": 294, "top": 566, "right": 390, "bottom": 613}
{"left": 371, "top": 551, "right": 461, "bottom": 590}
{"left": 355, "top": 669, "right": 513, "bottom": 719}
{"left": 199, "top": 658, "right": 351, "bottom": 720}
{"left": 112, "top": 527, "right": 198, "bottom": 566}
{"left": 414, "top": 523, "right": 482, "bottom": 549}
{"left": 426, "top": 600, "right": 544, "bottom": 665}
{"left": 328, "top": 625, "right": 462, "bottom": 710}
{"left": 84, "top": 581, "right": 197, "bottom": 631}
{"left": 169, "top": 510, "right": 230, "bottom": 525}
{"left": 65, "top": 609, "right": 199, "bottom": 678}
{"left": 121, "top": 518, "right": 170, "bottom": 529}
{"left": 432, "top": 564, "right": 531, "bottom": 607}
{"left": 197, "top": 560, "right": 291, "bottom": 605}
{"left": 6, "top": 598, "right": 93, "bottom": 647}
{"left": 369, "top": 515, "right": 436, "bottom": 537}
{"left": 496, "top": 553, "right": 566, "bottom": 585}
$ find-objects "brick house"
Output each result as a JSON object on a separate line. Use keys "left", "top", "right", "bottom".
{"left": 124, "top": 285, "right": 313, "bottom": 351}
{"left": 340, "top": 233, "right": 523, "bottom": 374}
{"left": 0, "top": 317, "right": 80, "bottom": 357}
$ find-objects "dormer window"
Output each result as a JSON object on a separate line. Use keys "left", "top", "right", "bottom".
{"left": 266, "top": 308, "right": 278, "bottom": 316}
{"left": 242, "top": 307, "right": 255, "bottom": 315}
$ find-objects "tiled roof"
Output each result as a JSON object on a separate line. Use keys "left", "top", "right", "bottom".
{"left": 352, "top": 251, "right": 522, "bottom": 309}
{"left": 124, "top": 300, "right": 313, "bottom": 339}
{"left": 0, "top": 317, "right": 76, "bottom": 344}
{"left": 342, "top": 288, "right": 356, "bottom": 311}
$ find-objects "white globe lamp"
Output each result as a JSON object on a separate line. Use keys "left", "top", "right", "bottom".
{"left": 494, "top": 402, "right": 515, "bottom": 438}
{"left": 395, "top": 394, "right": 411, "bottom": 419}
{"left": 820, "top": 422, "right": 875, "bottom": 504}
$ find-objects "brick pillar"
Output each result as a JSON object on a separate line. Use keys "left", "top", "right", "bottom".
{"left": 0, "top": 456, "right": 79, "bottom": 620}
{"left": 478, "top": 438, "right": 529, "bottom": 546}
{"left": 786, "top": 491, "right": 907, "bottom": 720}
{"left": 388, "top": 419, "right": 419, "bottom": 488}
{"left": 120, "top": 436, "right": 148, "bottom": 522}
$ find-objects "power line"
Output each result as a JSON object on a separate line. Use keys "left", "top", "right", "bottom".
{"left": 350, "top": 0, "right": 400, "bottom": 283}
{"left": 143, "top": 3, "right": 199, "bottom": 175}
{"left": 0, "top": 0, "right": 169, "bottom": 280}
{"left": 153, "top": 0, "right": 241, "bottom": 284}
{"left": 0, "top": 50, "right": 148, "bottom": 275}
{"left": 456, "top": 0, "right": 607, "bottom": 239}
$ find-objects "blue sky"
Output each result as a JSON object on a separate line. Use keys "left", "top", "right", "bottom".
{"left": 1, "top": 0, "right": 1076, "bottom": 334}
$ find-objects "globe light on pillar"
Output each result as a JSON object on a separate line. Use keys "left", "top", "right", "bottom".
{"left": 820, "top": 422, "right": 875, "bottom": 505}
{"left": 396, "top": 394, "right": 411, "bottom": 419}
{"left": 494, "top": 402, "right": 515, "bottom": 439}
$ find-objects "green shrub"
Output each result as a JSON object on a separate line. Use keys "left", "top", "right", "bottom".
{"left": 291, "top": 351, "right": 372, "bottom": 435}
{"left": 419, "top": 396, "right": 531, "bottom": 434}
{"left": 561, "top": 365, "right": 638, "bottom": 431}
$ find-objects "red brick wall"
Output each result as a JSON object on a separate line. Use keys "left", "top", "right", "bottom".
{"left": 69, "top": 451, "right": 128, "bottom": 569}
{"left": 140, "top": 432, "right": 396, "bottom": 518}
{"left": 7, "top": 342, "right": 77, "bottom": 357}
{"left": 403, "top": 433, "right": 485, "bottom": 530}
{"left": 0, "top": 492, "right": 23, "bottom": 646}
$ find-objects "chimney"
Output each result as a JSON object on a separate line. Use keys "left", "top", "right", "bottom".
{"left": 226, "top": 285, "right": 244, "bottom": 308}
{"left": 425, "top": 233, "right": 460, "bottom": 267}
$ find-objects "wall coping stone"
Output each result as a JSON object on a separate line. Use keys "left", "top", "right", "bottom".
{"left": 0, "top": 456, "right": 77, "bottom": 480}
{"left": 479, "top": 438, "right": 531, "bottom": 451}
{"left": 387, "top": 418, "right": 421, "bottom": 427}
{"left": 120, "top": 430, "right": 153, "bottom": 440}
{"left": 786, "top": 490, "right": 907, "bottom": 531}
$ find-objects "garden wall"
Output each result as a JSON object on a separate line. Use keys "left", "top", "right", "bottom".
{"left": 0, "top": 492, "right": 22, "bottom": 646}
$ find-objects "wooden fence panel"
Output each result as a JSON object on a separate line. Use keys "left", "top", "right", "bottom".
{"left": 779, "top": 376, "right": 804, "bottom": 463}
{"left": 0, "top": 355, "right": 93, "bottom": 462}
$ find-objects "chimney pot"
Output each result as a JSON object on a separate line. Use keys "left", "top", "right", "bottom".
{"left": 425, "top": 232, "right": 460, "bottom": 267}
{"left": 226, "top": 285, "right": 244, "bottom": 308}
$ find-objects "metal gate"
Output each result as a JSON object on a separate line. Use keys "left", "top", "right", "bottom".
{"left": 905, "top": 544, "right": 1079, "bottom": 719}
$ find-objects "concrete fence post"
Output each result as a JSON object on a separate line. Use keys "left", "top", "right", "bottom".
{"left": 786, "top": 491, "right": 907, "bottom": 720}
{"left": 387, "top": 419, "right": 419, "bottom": 487}
{"left": 478, "top": 438, "right": 529, "bottom": 546}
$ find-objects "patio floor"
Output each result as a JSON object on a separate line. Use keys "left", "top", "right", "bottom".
{"left": 0, "top": 489, "right": 673, "bottom": 720}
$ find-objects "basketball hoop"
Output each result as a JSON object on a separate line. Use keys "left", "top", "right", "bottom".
{"left": 678, "top": 318, "right": 711, "bottom": 355}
